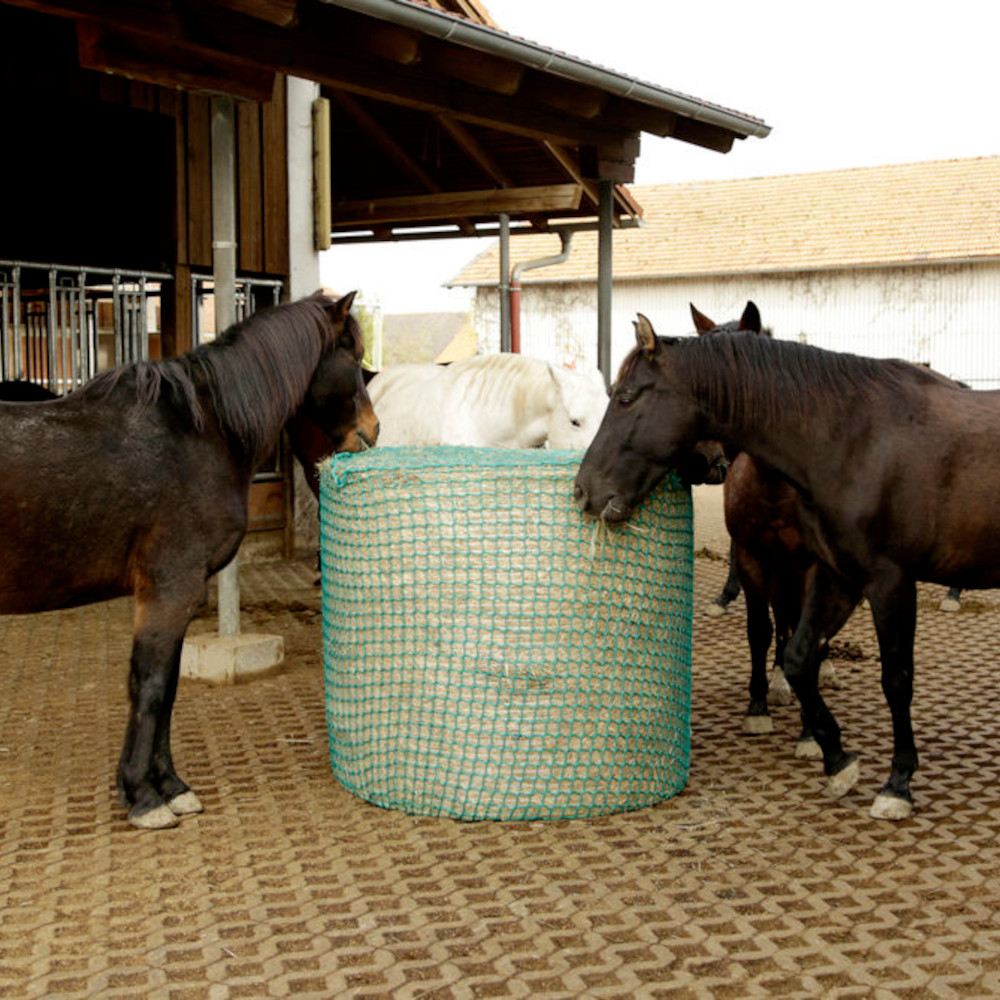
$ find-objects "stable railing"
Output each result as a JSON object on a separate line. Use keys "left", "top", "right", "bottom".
{"left": 0, "top": 261, "right": 285, "bottom": 392}
{"left": 0, "top": 260, "right": 170, "bottom": 392}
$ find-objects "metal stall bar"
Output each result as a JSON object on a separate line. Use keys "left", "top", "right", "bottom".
{"left": 46, "top": 268, "right": 59, "bottom": 394}
{"left": 0, "top": 260, "right": 170, "bottom": 392}
{"left": 212, "top": 94, "right": 241, "bottom": 639}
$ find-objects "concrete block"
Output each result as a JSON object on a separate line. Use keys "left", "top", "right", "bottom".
{"left": 181, "top": 633, "right": 285, "bottom": 684}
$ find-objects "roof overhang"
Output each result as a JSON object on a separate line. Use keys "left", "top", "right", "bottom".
{"left": 1, "top": 0, "right": 770, "bottom": 242}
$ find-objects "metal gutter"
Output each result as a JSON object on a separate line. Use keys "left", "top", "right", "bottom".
{"left": 319, "top": 0, "right": 771, "bottom": 140}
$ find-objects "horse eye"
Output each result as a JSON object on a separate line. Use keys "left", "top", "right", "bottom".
{"left": 616, "top": 393, "right": 635, "bottom": 408}
{"left": 571, "top": 418, "right": 582, "bottom": 427}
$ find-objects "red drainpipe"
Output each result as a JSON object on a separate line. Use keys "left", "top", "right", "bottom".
{"left": 507, "top": 231, "right": 573, "bottom": 354}
{"left": 509, "top": 281, "right": 522, "bottom": 353}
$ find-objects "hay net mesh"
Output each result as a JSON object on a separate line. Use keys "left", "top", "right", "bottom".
{"left": 320, "top": 446, "right": 693, "bottom": 822}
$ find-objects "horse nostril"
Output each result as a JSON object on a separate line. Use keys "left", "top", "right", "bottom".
{"left": 573, "top": 483, "right": 587, "bottom": 510}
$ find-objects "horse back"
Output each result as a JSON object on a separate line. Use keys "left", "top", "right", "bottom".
{"left": 801, "top": 380, "right": 1000, "bottom": 588}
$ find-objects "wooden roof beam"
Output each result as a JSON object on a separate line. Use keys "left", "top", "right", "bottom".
{"left": 422, "top": 41, "right": 524, "bottom": 95}
{"left": 76, "top": 22, "right": 277, "bottom": 102}
{"left": 211, "top": 14, "right": 642, "bottom": 151}
{"left": 524, "top": 72, "right": 608, "bottom": 120}
{"left": 332, "top": 183, "right": 583, "bottom": 228}
{"left": 436, "top": 114, "right": 515, "bottom": 188}
{"left": 208, "top": 0, "right": 300, "bottom": 29}
{"left": 543, "top": 142, "right": 602, "bottom": 214}
{"left": 333, "top": 92, "right": 476, "bottom": 235}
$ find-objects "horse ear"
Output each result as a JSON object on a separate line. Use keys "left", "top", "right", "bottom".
{"left": 690, "top": 304, "right": 716, "bottom": 335}
{"left": 739, "top": 301, "right": 762, "bottom": 334}
{"left": 634, "top": 314, "right": 659, "bottom": 357}
{"left": 326, "top": 291, "right": 357, "bottom": 322}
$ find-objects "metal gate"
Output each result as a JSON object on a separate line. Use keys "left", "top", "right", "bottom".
{"left": 1, "top": 261, "right": 285, "bottom": 392}
{"left": 0, "top": 260, "right": 170, "bottom": 392}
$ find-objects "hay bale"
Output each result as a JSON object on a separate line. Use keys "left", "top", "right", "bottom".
{"left": 319, "top": 446, "right": 692, "bottom": 821}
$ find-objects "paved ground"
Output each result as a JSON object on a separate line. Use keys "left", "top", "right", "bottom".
{"left": 3, "top": 512, "right": 1000, "bottom": 998}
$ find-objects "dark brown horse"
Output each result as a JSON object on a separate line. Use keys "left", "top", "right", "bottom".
{"left": 286, "top": 367, "right": 379, "bottom": 501}
{"left": 0, "top": 291, "right": 378, "bottom": 829}
{"left": 575, "top": 317, "right": 996, "bottom": 821}
{"left": 690, "top": 304, "right": 838, "bottom": 750}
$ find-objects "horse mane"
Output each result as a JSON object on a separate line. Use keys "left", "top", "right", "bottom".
{"left": 674, "top": 333, "right": 928, "bottom": 429}
{"left": 85, "top": 296, "right": 343, "bottom": 462}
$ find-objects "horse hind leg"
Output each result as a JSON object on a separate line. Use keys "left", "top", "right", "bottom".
{"left": 742, "top": 585, "right": 775, "bottom": 734}
{"left": 866, "top": 572, "right": 920, "bottom": 821}
{"left": 117, "top": 588, "right": 203, "bottom": 829}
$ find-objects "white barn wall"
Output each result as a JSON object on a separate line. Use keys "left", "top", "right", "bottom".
{"left": 473, "top": 261, "right": 1000, "bottom": 388}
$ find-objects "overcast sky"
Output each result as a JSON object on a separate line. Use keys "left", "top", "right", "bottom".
{"left": 322, "top": 0, "right": 997, "bottom": 313}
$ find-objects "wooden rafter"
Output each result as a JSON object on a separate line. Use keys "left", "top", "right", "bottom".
{"left": 76, "top": 22, "right": 276, "bottom": 103}
{"left": 332, "top": 184, "right": 583, "bottom": 229}
{"left": 333, "top": 92, "right": 476, "bottom": 236}
{"left": 436, "top": 115, "right": 515, "bottom": 188}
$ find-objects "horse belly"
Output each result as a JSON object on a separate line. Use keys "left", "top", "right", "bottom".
{"left": 0, "top": 488, "right": 135, "bottom": 613}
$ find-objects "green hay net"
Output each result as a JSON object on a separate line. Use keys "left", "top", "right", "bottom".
{"left": 320, "top": 446, "right": 693, "bottom": 822}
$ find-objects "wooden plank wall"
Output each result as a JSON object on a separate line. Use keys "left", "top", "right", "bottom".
{"left": 168, "top": 75, "right": 289, "bottom": 356}
{"left": 77, "top": 72, "right": 289, "bottom": 358}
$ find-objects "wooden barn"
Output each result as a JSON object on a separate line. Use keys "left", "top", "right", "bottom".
{"left": 451, "top": 155, "right": 1000, "bottom": 387}
{"left": 0, "top": 0, "right": 769, "bottom": 557}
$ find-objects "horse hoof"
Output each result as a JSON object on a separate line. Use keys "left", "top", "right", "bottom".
{"left": 167, "top": 791, "right": 204, "bottom": 816}
{"left": 743, "top": 714, "right": 774, "bottom": 735}
{"left": 129, "top": 804, "right": 181, "bottom": 830}
{"left": 939, "top": 597, "right": 961, "bottom": 613}
{"left": 870, "top": 792, "right": 913, "bottom": 821}
{"left": 827, "top": 757, "right": 860, "bottom": 798}
{"left": 795, "top": 737, "right": 823, "bottom": 760}
{"left": 705, "top": 602, "right": 726, "bottom": 618}
{"left": 766, "top": 669, "right": 793, "bottom": 706}
{"left": 818, "top": 659, "right": 840, "bottom": 689}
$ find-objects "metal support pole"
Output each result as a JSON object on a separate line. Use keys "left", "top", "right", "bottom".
{"left": 597, "top": 179, "right": 613, "bottom": 386}
{"left": 499, "top": 213, "right": 511, "bottom": 353}
{"left": 212, "top": 96, "right": 241, "bottom": 638}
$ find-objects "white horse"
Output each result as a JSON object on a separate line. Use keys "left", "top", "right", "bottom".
{"left": 368, "top": 354, "right": 608, "bottom": 449}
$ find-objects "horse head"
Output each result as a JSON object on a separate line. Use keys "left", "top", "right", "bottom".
{"left": 299, "top": 290, "right": 379, "bottom": 455}
{"left": 574, "top": 314, "right": 704, "bottom": 523}
{"left": 679, "top": 301, "right": 770, "bottom": 484}
{"left": 544, "top": 364, "right": 609, "bottom": 450}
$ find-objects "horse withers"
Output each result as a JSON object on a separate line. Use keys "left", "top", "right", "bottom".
{"left": 0, "top": 291, "right": 377, "bottom": 830}
{"left": 575, "top": 313, "right": 998, "bottom": 821}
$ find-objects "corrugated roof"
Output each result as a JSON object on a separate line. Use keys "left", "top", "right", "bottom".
{"left": 449, "top": 156, "right": 1000, "bottom": 285}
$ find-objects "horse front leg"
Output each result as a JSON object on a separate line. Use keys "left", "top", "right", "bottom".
{"left": 866, "top": 570, "right": 919, "bottom": 821}
{"left": 117, "top": 588, "right": 202, "bottom": 829}
{"left": 780, "top": 564, "right": 860, "bottom": 795}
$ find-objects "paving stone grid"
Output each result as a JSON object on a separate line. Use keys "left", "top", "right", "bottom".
{"left": 2, "top": 544, "right": 1000, "bottom": 999}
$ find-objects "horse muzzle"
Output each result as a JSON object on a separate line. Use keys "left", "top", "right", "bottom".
{"left": 573, "top": 483, "right": 633, "bottom": 524}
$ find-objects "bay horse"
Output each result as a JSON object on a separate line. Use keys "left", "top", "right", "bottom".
{"left": 574, "top": 316, "right": 997, "bottom": 820}
{"left": 367, "top": 353, "right": 609, "bottom": 449}
{"left": 0, "top": 290, "right": 378, "bottom": 830}
{"left": 690, "top": 303, "right": 839, "bottom": 748}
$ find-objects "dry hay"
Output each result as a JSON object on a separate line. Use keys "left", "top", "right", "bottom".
{"left": 319, "top": 446, "right": 694, "bottom": 821}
